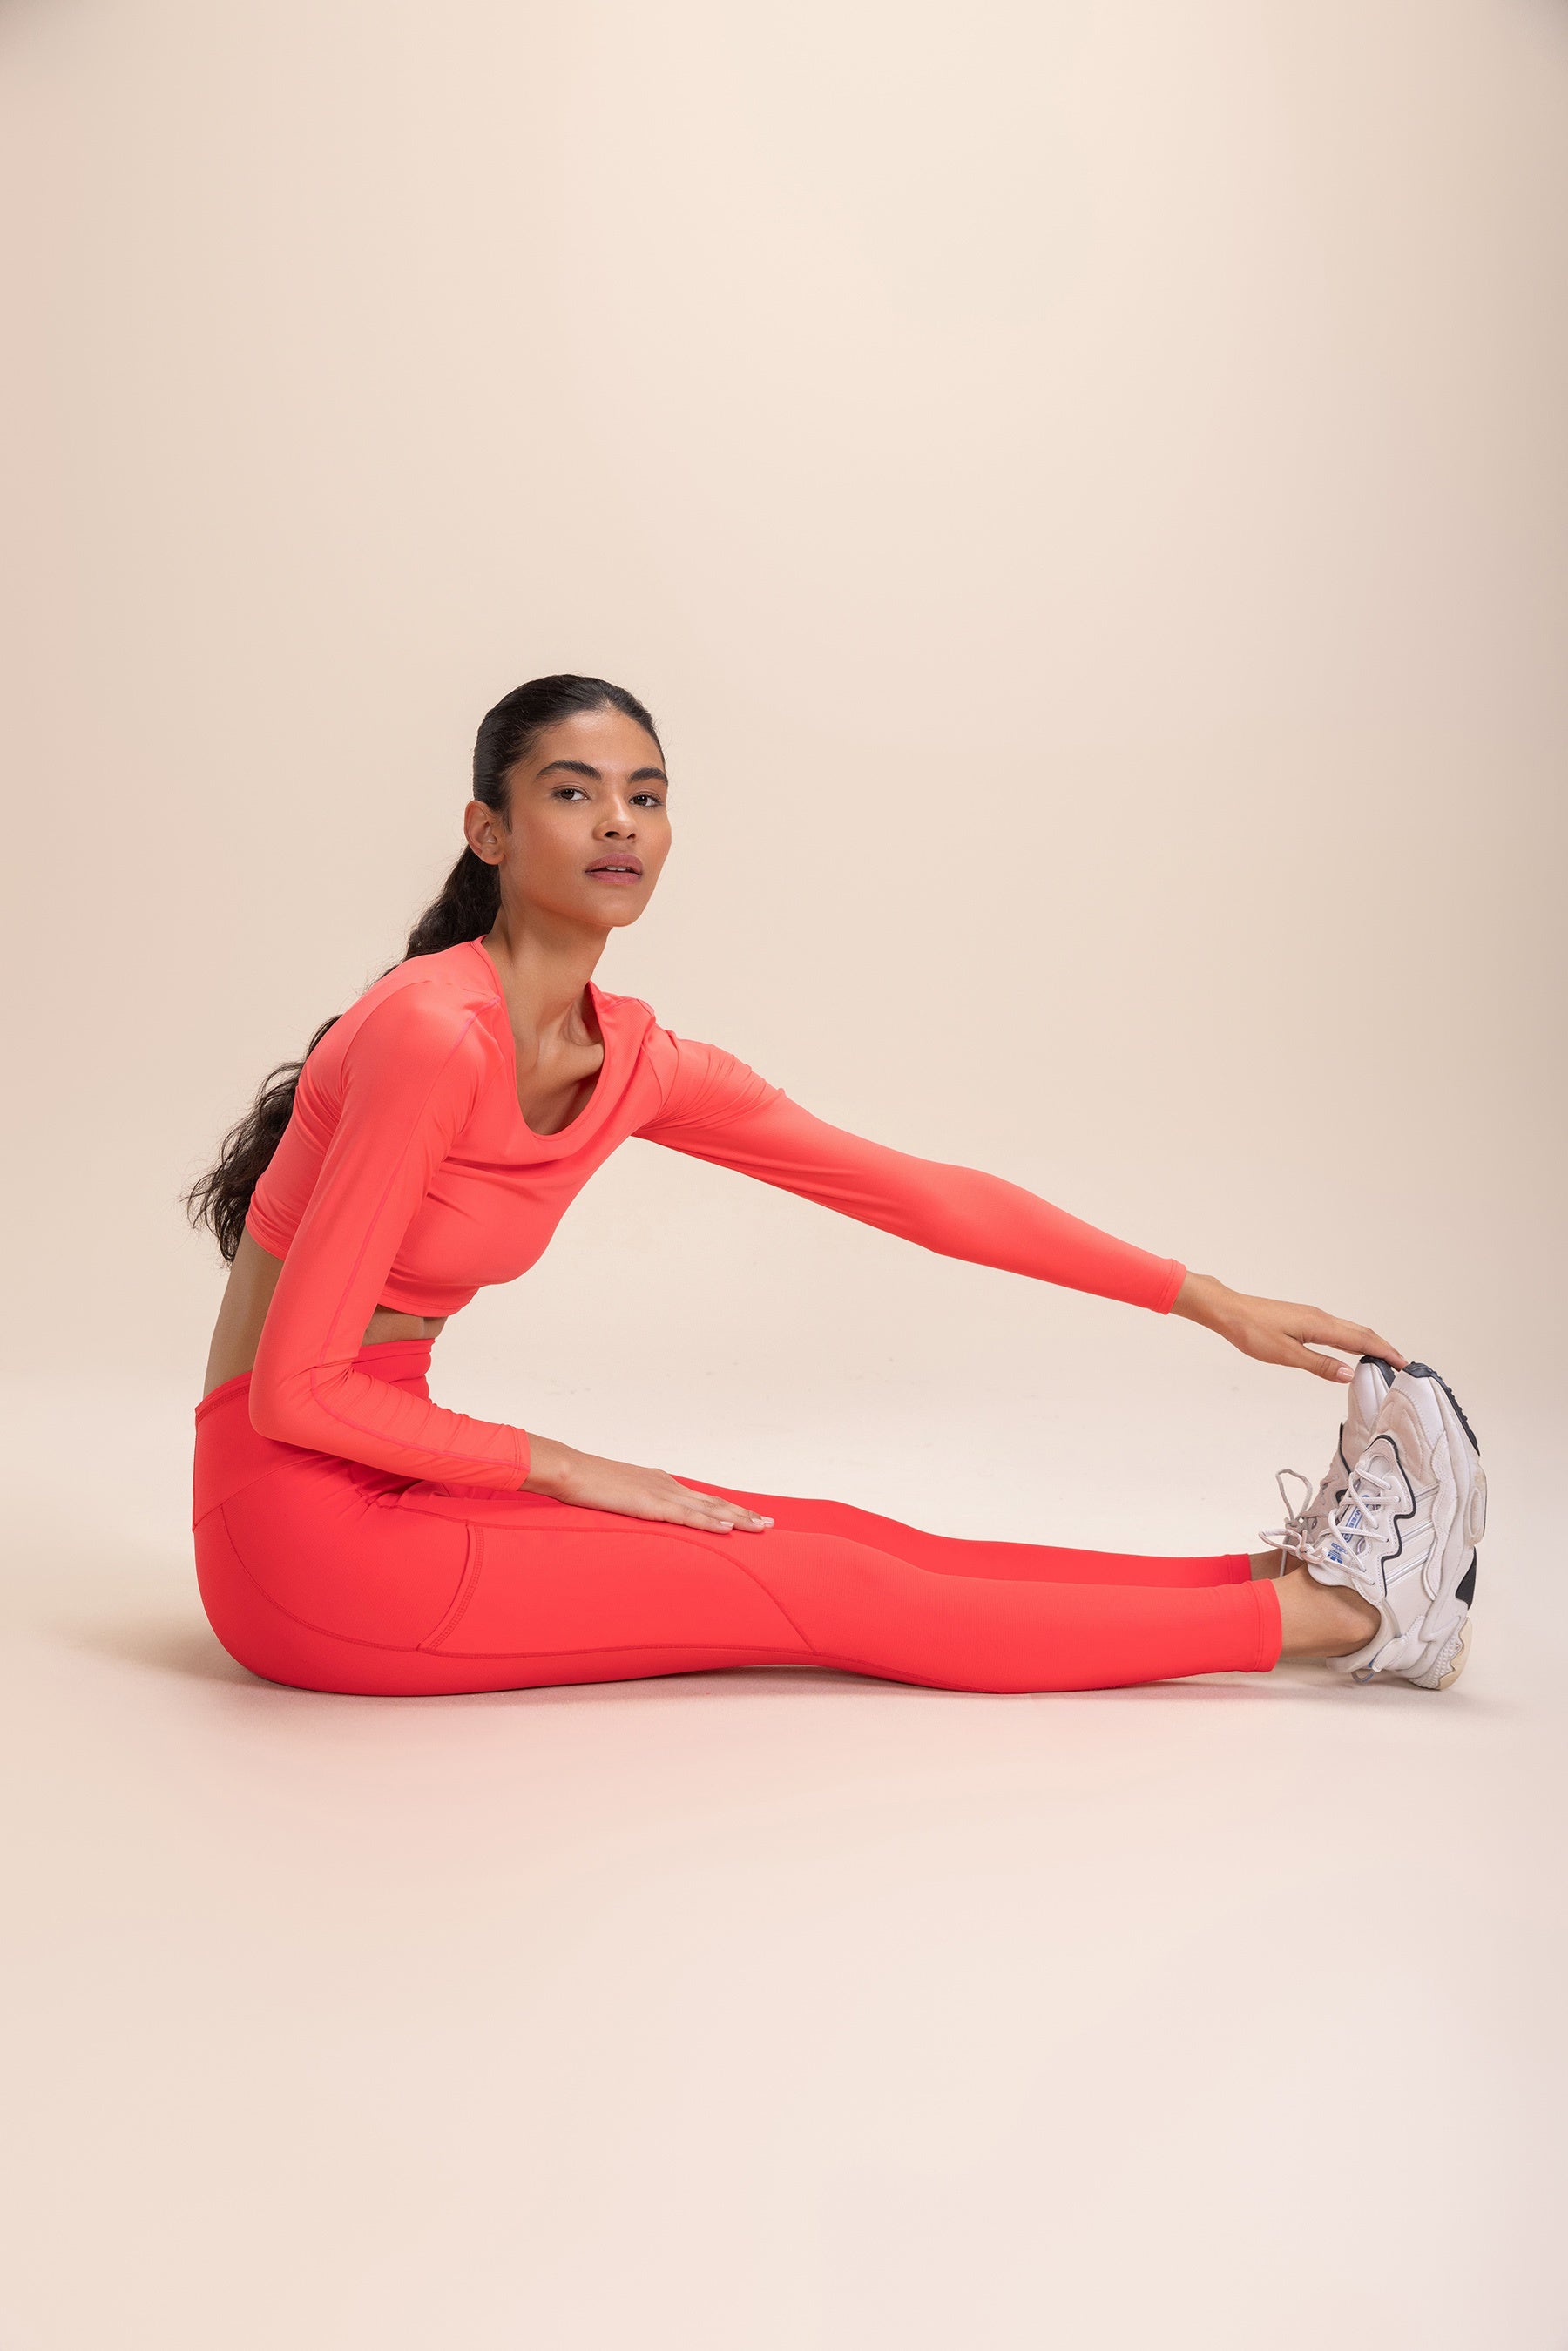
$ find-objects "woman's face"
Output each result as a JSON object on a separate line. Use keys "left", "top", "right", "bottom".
{"left": 464, "top": 705, "right": 672, "bottom": 934}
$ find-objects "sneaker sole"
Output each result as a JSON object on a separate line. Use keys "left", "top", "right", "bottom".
{"left": 1432, "top": 1611, "right": 1474, "bottom": 1691}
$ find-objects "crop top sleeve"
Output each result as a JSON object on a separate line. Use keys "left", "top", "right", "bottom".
{"left": 634, "top": 1031, "right": 1186, "bottom": 1313}
{"left": 247, "top": 991, "right": 532, "bottom": 1490}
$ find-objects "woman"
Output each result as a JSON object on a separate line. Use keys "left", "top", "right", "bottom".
{"left": 188, "top": 674, "right": 1486, "bottom": 1699}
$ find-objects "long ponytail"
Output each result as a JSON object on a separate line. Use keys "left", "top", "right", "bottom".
{"left": 185, "top": 672, "right": 661, "bottom": 1262}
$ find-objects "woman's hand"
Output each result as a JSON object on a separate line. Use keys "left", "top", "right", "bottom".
{"left": 523, "top": 1436, "right": 774, "bottom": 1534}
{"left": 1171, "top": 1271, "right": 1408, "bottom": 1383}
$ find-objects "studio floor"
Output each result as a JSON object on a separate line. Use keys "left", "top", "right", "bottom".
{"left": 4, "top": 1369, "right": 1564, "bottom": 2351}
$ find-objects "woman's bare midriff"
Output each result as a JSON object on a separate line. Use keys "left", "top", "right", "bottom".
{"left": 200, "top": 1229, "right": 449, "bottom": 1399}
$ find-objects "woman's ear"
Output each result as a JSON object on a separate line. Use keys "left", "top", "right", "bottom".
{"left": 463, "top": 798, "right": 507, "bottom": 868}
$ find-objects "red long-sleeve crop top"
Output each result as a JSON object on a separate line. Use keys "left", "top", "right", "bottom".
{"left": 245, "top": 936, "right": 1186, "bottom": 1489}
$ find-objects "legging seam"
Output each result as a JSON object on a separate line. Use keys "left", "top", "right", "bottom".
{"left": 418, "top": 1524, "right": 484, "bottom": 1652}
{"left": 385, "top": 1494, "right": 497, "bottom": 1523}
{"left": 625, "top": 1526, "right": 820, "bottom": 1654}
{"left": 432, "top": 1640, "right": 806, "bottom": 1665}
{"left": 193, "top": 1463, "right": 301, "bottom": 1525}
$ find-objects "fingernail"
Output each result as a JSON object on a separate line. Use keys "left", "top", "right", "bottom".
{"left": 1335, "top": 1365, "right": 1353, "bottom": 1382}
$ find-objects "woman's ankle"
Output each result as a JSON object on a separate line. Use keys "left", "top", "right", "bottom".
{"left": 1274, "top": 1566, "right": 1382, "bottom": 1659}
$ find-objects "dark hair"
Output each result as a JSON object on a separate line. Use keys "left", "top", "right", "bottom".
{"left": 186, "top": 673, "right": 662, "bottom": 1264}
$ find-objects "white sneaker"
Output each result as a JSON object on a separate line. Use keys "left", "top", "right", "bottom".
{"left": 1260, "top": 1354, "right": 1398, "bottom": 1565}
{"left": 1295, "top": 1363, "right": 1486, "bottom": 1691}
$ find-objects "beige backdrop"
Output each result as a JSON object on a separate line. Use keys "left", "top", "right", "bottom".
{"left": 3, "top": 3, "right": 1565, "bottom": 2347}
{"left": 5, "top": 0, "right": 1565, "bottom": 1429}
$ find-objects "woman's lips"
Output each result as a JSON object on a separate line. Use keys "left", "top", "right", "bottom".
{"left": 585, "top": 861, "right": 642, "bottom": 882}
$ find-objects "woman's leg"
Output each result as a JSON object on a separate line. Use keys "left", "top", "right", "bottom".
{"left": 196, "top": 1364, "right": 1369, "bottom": 1702}
{"left": 1274, "top": 1567, "right": 1381, "bottom": 1659}
{"left": 205, "top": 1466, "right": 1285, "bottom": 1698}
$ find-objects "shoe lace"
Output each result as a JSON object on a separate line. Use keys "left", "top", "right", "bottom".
{"left": 1301, "top": 1457, "right": 1401, "bottom": 1572}
{"left": 1258, "top": 1467, "right": 1321, "bottom": 1564}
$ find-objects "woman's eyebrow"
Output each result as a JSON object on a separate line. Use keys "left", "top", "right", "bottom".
{"left": 536, "top": 759, "right": 669, "bottom": 784}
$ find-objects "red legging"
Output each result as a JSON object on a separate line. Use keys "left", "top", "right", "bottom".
{"left": 193, "top": 1341, "right": 1283, "bottom": 1698}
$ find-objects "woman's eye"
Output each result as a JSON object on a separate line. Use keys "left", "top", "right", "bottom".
{"left": 553, "top": 787, "right": 586, "bottom": 801}
{"left": 633, "top": 793, "right": 664, "bottom": 808}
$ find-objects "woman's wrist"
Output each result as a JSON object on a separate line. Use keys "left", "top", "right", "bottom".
{"left": 1170, "top": 1270, "right": 1230, "bottom": 1329}
{"left": 521, "top": 1434, "right": 578, "bottom": 1498}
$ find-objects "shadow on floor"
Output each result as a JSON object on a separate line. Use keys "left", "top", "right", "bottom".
{"left": 53, "top": 1606, "right": 1354, "bottom": 1711}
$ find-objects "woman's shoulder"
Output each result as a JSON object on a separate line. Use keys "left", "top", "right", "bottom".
{"left": 621, "top": 1003, "right": 784, "bottom": 1127}
{"left": 316, "top": 942, "right": 505, "bottom": 1089}
{"left": 362, "top": 937, "right": 501, "bottom": 1017}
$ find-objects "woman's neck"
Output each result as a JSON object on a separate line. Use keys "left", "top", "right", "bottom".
{"left": 477, "top": 917, "right": 607, "bottom": 1042}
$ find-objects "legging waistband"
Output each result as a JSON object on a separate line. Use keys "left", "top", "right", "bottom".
{"left": 194, "top": 1337, "right": 436, "bottom": 1426}
{"left": 193, "top": 1339, "right": 436, "bottom": 1526}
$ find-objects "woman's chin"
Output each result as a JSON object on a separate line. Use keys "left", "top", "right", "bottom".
{"left": 585, "top": 888, "right": 650, "bottom": 926}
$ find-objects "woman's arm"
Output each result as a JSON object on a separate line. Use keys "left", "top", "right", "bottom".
{"left": 633, "top": 1032, "right": 1185, "bottom": 1311}
{"left": 634, "top": 1030, "right": 1406, "bottom": 1375}
{"left": 247, "top": 991, "right": 533, "bottom": 1487}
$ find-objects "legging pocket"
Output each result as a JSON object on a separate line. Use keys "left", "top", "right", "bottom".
{"left": 214, "top": 1459, "right": 472, "bottom": 1651}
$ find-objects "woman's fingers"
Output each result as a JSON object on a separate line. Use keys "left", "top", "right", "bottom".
{"left": 672, "top": 1492, "right": 736, "bottom": 1530}
{"left": 671, "top": 1483, "right": 773, "bottom": 1533}
{"left": 1299, "top": 1311, "right": 1407, "bottom": 1368}
{"left": 1213, "top": 1288, "right": 1407, "bottom": 1381}
{"left": 1294, "top": 1345, "right": 1356, "bottom": 1382}
{"left": 558, "top": 1453, "right": 774, "bottom": 1531}
{"left": 653, "top": 1502, "right": 738, "bottom": 1532}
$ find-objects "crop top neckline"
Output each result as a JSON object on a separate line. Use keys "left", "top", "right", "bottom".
{"left": 461, "top": 934, "right": 621, "bottom": 1148}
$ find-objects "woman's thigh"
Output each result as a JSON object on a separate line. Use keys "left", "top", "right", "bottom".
{"left": 202, "top": 1469, "right": 820, "bottom": 1696}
